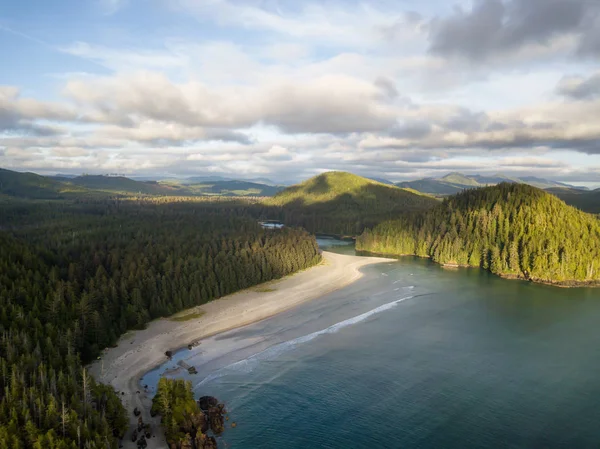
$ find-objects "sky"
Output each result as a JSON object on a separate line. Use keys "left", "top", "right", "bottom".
{"left": 1, "top": 0, "right": 600, "bottom": 185}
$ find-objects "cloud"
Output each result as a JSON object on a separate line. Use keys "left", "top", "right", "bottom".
{"left": 557, "top": 72, "right": 600, "bottom": 100}
{"left": 61, "top": 42, "right": 187, "bottom": 72}
{"left": 429, "top": 0, "right": 599, "bottom": 61}
{"left": 0, "top": 86, "right": 75, "bottom": 135}
{"left": 63, "top": 72, "right": 398, "bottom": 134}
{"left": 95, "top": 122, "right": 252, "bottom": 146}
{"left": 175, "top": 0, "right": 399, "bottom": 48}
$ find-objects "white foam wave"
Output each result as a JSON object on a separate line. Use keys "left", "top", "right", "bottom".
{"left": 195, "top": 295, "right": 414, "bottom": 389}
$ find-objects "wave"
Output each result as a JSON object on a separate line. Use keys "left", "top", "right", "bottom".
{"left": 195, "top": 294, "right": 414, "bottom": 389}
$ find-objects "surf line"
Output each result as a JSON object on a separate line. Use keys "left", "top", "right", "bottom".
{"left": 195, "top": 294, "right": 424, "bottom": 388}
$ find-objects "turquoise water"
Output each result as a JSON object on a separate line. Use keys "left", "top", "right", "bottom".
{"left": 143, "top": 241, "right": 600, "bottom": 448}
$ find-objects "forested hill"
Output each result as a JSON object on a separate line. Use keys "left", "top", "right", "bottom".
{"left": 0, "top": 199, "right": 321, "bottom": 448}
{"left": 357, "top": 183, "right": 600, "bottom": 286}
{"left": 0, "top": 167, "right": 86, "bottom": 199}
{"left": 265, "top": 171, "right": 438, "bottom": 235}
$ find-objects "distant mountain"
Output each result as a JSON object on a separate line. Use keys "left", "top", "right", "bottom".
{"left": 178, "top": 180, "right": 284, "bottom": 197}
{"left": 181, "top": 175, "right": 233, "bottom": 184}
{"left": 0, "top": 168, "right": 86, "bottom": 199}
{"left": 366, "top": 177, "right": 395, "bottom": 185}
{"left": 52, "top": 173, "right": 78, "bottom": 179}
{"left": 266, "top": 171, "right": 438, "bottom": 235}
{"left": 546, "top": 187, "right": 600, "bottom": 214}
{"left": 440, "top": 172, "right": 481, "bottom": 186}
{"left": 397, "top": 172, "right": 586, "bottom": 197}
{"left": 69, "top": 175, "right": 181, "bottom": 195}
{"left": 70, "top": 175, "right": 283, "bottom": 197}
{"left": 358, "top": 183, "right": 600, "bottom": 286}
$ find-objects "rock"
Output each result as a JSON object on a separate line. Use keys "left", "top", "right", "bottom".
{"left": 165, "top": 350, "right": 173, "bottom": 359}
{"left": 188, "top": 366, "right": 197, "bottom": 375}
{"left": 133, "top": 407, "right": 141, "bottom": 417}
{"left": 188, "top": 344, "right": 193, "bottom": 350}
{"left": 150, "top": 408, "right": 157, "bottom": 418}
{"left": 208, "top": 405, "right": 225, "bottom": 434}
{"left": 198, "top": 396, "right": 218, "bottom": 412}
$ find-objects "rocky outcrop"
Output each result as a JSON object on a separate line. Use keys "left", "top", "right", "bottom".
{"left": 198, "top": 396, "right": 218, "bottom": 412}
{"left": 207, "top": 403, "right": 226, "bottom": 434}
{"left": 153, "top": 380, "right": 231, "bottom": 449}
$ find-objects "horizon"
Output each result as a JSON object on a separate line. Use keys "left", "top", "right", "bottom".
{"left": 4, "top": 166, "right": 600, "bottom": 190}
{"left": 1, "top": 0, "right": 600, "bottom": 184}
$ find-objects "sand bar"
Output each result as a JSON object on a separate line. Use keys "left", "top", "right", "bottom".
{"left": 88, "top": 251, "right": 393, "bottom": 448}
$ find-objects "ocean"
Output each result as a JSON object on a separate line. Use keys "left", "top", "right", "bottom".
{"left": 143, "top": 238, "right": 600, "bottom": 448}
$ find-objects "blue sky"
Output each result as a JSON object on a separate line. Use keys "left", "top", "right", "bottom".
{"left": 1, "top": 0, "right": 600, "bottom": 185}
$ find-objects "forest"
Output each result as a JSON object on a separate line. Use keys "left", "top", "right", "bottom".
{"left": 0, "top": 197, "right": 321, "bottom": 448}
{"left": 357, "top": 183, "right": 600, "bottom": 286}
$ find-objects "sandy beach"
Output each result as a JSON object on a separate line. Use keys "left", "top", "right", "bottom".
{"left": 88, "top": 251, "right": 392, "bottom": 448}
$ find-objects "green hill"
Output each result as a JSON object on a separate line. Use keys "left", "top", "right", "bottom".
{"left": 358, "top": 183, "right": 600, "bottom": 286}
{"left": 0, "top": 168, "right": 86, "bottom": 199}
{"left": 265, "top": 171, "right": 438, "bottom": 235}
{"left": 547, "top": 187, "right": 600, "bottom": 214}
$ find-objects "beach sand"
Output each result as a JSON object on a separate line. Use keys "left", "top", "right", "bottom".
{"left": 88, "top": 251, "right": 392, "bottom": 448}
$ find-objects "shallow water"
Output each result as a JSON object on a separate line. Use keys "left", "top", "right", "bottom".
{"left": 143, "top": 241, "right": 600, "bottom": 448}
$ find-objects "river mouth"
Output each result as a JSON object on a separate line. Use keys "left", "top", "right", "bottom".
{"left": 142, "top": 239, "right": 600, "bottom": 449}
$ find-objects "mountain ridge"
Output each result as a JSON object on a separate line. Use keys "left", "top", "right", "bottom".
{"left": 397, "top": 172, "right": 587, "bottom": 197}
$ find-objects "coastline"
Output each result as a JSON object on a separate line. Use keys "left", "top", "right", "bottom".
{"left": 356, "top": 250, "right": 600, "bottom": 288}
{"left": 88, "top": 250, "right": 394, "bottom": 449}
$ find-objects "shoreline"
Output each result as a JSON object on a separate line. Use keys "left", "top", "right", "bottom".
{"left": 356, "top": 250, "right": 600, "bottom": 288}
{"left": 88, "top": 250, "right": 394, "bottom": 448}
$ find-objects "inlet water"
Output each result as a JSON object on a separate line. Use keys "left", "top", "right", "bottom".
{"left": 143, "top": 241, "right": 600, "bottom": 448}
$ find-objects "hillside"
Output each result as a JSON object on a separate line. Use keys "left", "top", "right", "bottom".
{"left": 397, "top": 172, "right": 585, "bottom": 197}
{"left": 0, "top": 168, "right": 86, "bottom": 199}
{"left": 265, "top": 171, "right": 438, "bottom": 235}
{"left": 68, "top": 175, "right": 182, "bottom": 195}
{"left": 162, "top": 180, "right": 284, "bottom": 197}
{"left": 357, "top": 183, "right": 600, "bottom": 286}
{"left": 547, "top": 187, "right": 600, "bottom": 214}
